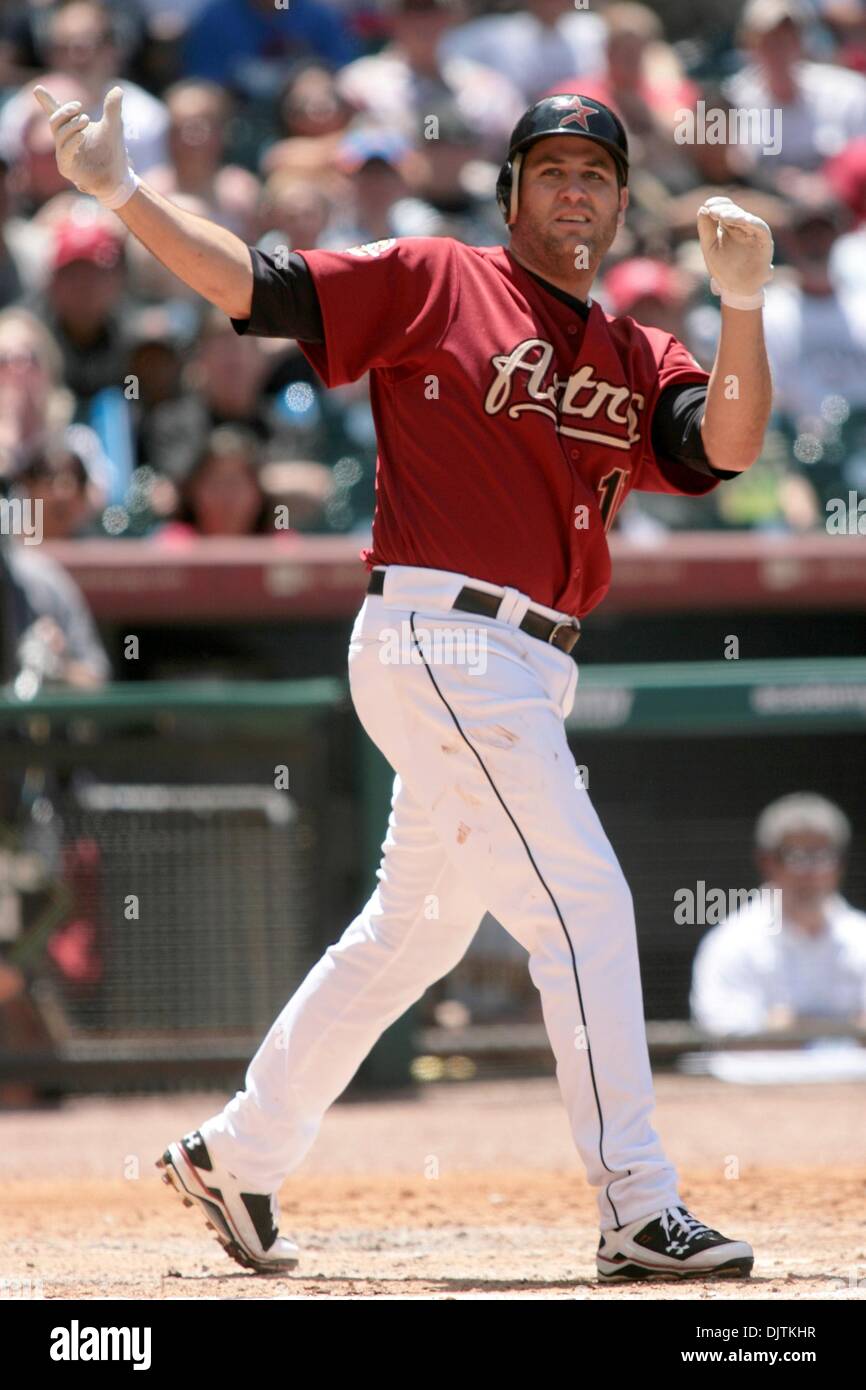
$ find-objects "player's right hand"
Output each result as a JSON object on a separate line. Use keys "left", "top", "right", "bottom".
{"left": 33, "top": 83, "right": 138, "bottom": 209}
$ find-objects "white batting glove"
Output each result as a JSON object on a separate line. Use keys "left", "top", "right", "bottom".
{"left": 697, "top": 195, "right": 774, "bottom": 310}
{"left": 33, "top": 83, "right": 140, "bottom": 210}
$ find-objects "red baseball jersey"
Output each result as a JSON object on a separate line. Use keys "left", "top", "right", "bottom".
{"left": 296, "top": 236, "right": 717, "bottom": 617}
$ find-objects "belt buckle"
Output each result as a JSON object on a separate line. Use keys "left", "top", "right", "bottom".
{"left": 547, "top": 616, "right": 581, "bottom": 647}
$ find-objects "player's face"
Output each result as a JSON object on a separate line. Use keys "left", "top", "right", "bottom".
{"left": 511, "top": 136, "right": 628, "bottom": 286}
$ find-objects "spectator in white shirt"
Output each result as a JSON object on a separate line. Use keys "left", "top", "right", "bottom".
{"left": 691, "top": 793, "right": 866, "bottom": 1037}
{"left": 441, "top": 0, "right": 608, "bottom": 104}
{"left": 0, "top": 0, "right": 169, "bottom": 178}
{"left": 724, "top": 0, "right": 866, "bottom": 185}
{"left": 336, "top": 0, "right": 524, "bottom": 162}
{"left": 762, "top": 191, "right": 866, "bottom": 420}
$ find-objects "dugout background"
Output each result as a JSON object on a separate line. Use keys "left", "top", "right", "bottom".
{"left": 2, "top": 538, "right": 864, "bottom": 1088}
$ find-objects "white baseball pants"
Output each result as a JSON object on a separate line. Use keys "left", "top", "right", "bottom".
{"left": 201, "top": 565, "right": 682, "bottom": 1230}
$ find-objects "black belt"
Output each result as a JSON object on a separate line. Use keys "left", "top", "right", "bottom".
{"left": 367, "top": 569, "right": 581, "bottom": 654}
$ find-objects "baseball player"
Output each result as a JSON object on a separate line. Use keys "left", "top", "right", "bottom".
{"left": 37, "top": 82, "right": 774, "bottom": 1282}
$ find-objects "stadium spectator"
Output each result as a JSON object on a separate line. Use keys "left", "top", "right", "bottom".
{"left": 34, "top": 214, "right": 129, "bottom": 401}
{"left": 125, "top": 301, "right": 203, "bottom": 486}
{"left": 186, "top": 306, "right": 271, "bottom": 440}
{"left": 691, "top": 793, "right": 866, "bottom": 1037}
{"left": 259, "top": 458, "right": 336, "bottom": 533}
{"left": 724, "top": 0, "right": 866, "bottom": 185}
{"left": 135, "top": 0, "right": 210, "bottom": 30}
{"left": 257, "top": 171, "right": 334, "bottom": 253}
{"left": 0, "top": 306, "right": 76, "bottom": 479}
{"left": 155, "top": 424, "right": 279, "bottom": 541}
{"left": 0, "top": 529, "right": 111, "bottom": 689}
{"left": 392, "top": 102, "right": 504, "bottom": 244}
{"left": 0, "top": 2, "right": 45, "bottom": 91}
{"left": 145, "top": 80, "right": 260, "bottom": 241}
{"left": 672, "top": 85, "right": 749, "bottom": 195}
{"left": 823, "top": 137, "right": 866, "bottom": 291}
{"left": 820, "top": 0, "right": 866, "bottom": 76}
{"left": 182, "top": 0, "right": 356, "bottom": 96}
{"left": 0, "top": 1, "right": 169, "bottom": 178}
{"left": 441, "top": 0, "right": 607, "bottom": 104}
{"left": 762, "top": 190, "right": 866, "bottom": 421}
{"left": 260, "top": 59, "right": 356, "bottom": 181}
{"left": 336, "top": 0, "right": 524, "bottom": 161}
{"left": 276, "top": 57, "right": 356, "bottom": 142}
{"left": 601, "top": 256, "right": 689, "bottom": 336}
{"left": 322, "top": 127, "right": 416, "bottom": 245}
{"left": 134, "top": 0, "right": 210, "bottom": 43}
{"left": 546, "top": 3, "right": 700, "bottom": 192}
{"left": 824, "top": 135, "right": 866, "bottom": 226}
{"left": 12, "top": 424, "right": 109, "bottom": 539}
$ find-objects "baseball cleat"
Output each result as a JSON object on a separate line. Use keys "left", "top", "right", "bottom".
{"left": 156, "top": 1129, "right": 299, "bottom": 1274}
{"left": 596, "top": 1204, "right": 753, "bottom": 1282}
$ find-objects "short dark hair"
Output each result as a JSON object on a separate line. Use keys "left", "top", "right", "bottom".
{"left": 19, "top": 442, "right": 88, "bottom": 490}
{"left": 178, "top": 425, "right": 272, "bottom": 533}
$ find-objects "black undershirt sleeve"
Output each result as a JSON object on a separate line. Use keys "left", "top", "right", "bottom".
{"left": 651, "top": 382, "right": 741, "bottom": 480}
{"left": 229, "top": 246, "right": 325, "bottom": 342}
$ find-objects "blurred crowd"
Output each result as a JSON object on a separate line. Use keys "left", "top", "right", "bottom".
{"left": 1, "top": 0, "right": 866, "bottom": 553}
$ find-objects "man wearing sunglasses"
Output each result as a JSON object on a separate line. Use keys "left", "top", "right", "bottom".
{"left": 691, "top": 793, "right": 866, "bottom": 1037}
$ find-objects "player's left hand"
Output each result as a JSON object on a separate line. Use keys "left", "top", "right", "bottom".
{"left": 696, "top": 196, "right": 774, "bottom": 304}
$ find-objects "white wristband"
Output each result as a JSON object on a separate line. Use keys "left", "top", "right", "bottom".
{"left": 719, "top": 288, "right": 765, "bottom": 310}
{"left": 710, "top": 277, "right": 765, "bottom": 310}
{"left": 99, "top": 169, "right": 140, "bottom": 210}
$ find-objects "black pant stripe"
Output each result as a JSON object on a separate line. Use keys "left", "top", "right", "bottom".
{"left": 408, "top": 612, "right": 628, "bottom": 1226}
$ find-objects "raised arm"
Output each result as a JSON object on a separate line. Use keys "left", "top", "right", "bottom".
{"left": 695, "top": 196, "right": 774, "bottom": 474}
{"left": 33, "top": 84, "right": 253, "bottom": 320}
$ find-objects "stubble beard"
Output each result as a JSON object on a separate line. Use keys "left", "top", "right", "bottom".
{"left": 513, "top": 204, "right": 620, "bottom": 286}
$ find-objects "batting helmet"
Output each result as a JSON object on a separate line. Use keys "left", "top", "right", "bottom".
{"left": 496, "top": 95, "right": 630, "bottom": 226}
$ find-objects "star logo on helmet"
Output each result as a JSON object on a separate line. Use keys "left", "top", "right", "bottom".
{"left": 552, "top": 96, "right": 597, "bottom": 132}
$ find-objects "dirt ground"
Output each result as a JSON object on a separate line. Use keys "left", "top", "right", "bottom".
{"left": 1, "top": 1075, "right": 864, "bottom": 1300}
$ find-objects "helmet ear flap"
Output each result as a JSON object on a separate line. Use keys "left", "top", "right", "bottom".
{"left": 495, "top": 158, "right": 513, "bottom": 223}
{"left": 497, "top": 149, "right": 525, "bottom": 225}
{"left": 497, "top": 150, "right": 523, "bottom": 226}
{"left": 509, "top": 151, "right": 523, "bottom": 226}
